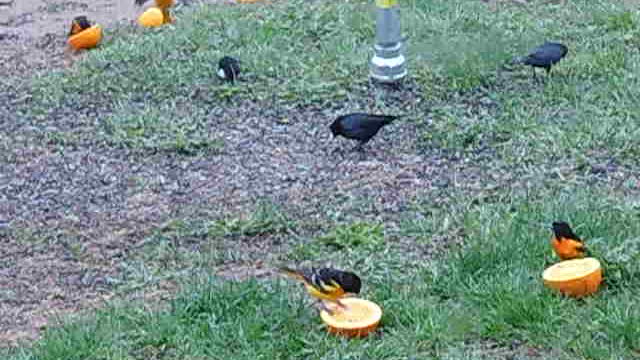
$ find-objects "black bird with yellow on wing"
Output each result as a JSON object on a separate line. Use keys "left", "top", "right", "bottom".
{"left": 551, "top": 221, "right": 589, "bottom": 260}
{"left": 279, "top": 267, "right": 361, "bottom": 314}
{"left": 68, "top": 16, "right": 92, "bottom": 37}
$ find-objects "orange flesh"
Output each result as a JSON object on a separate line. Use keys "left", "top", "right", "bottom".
{"left": 321, "top": 298, "right": 382, "bottom": 330}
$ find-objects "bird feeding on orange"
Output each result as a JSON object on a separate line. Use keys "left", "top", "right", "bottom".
{"left": 550, "top": 221, "right": 589, "bottom": 261}
{"left": 67, "top": 16, "right": 102, "bottom": 50}
{"left": 68, "top": 16, "right": 91, "bottom": 36}
{"left": 278, "top": 266, "right": 361, "bottom": 315}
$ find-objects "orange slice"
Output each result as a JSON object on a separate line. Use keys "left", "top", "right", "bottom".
{"left": 67, "top": 25, "right": 102, "bottom": 50}
{"left": 320, "top": 298, "right": 382, "bottom": 338}
{"left": 543, "top": 257, "right": 602, "bottom": 297}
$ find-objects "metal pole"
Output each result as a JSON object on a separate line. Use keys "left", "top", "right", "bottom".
{"left": 370, "top": 0, "right": 407, "bottom": 83}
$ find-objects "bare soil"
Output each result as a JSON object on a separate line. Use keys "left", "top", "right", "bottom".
{"left": 0, "top": 0, "right": 233, "bottom": 347}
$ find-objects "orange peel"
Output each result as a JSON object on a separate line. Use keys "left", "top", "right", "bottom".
{"left": 320, "top": 298, "right": 382, "bottom": 338}
{"left": 543, "top": 257, "right": 602, "bottom": 297}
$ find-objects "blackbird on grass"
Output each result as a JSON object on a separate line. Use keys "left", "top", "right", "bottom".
{"left": 217, "top": 56, "right": 241, "bottom": 83}
{"left": 330, "top": 113, "right": 399, "bottom": 151}
{"left": 511, "top": 42, "right": 568, "bottom": 81}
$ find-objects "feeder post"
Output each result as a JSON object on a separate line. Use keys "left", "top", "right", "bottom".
{"left": 369, "top": 0, "right": 407, "bottom": 83}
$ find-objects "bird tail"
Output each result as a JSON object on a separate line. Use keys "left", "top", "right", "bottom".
{"left": 278, "top": 267, "right": 306, "bottom": 281}
{"left": 510, "top": 56, "right": 527, "bottom": 65}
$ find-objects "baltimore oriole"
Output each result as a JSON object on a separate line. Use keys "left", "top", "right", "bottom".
{"left": 68, "top": 16, "right": 91, "bottom": 37}
{"left": 551, "top": 221, "right": 588, "bottom": 260}
{"left": 279, "top": 267, "right": 361, "bottom": 314}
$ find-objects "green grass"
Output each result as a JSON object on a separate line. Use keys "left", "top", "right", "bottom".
{"left": 10, "top": 0, "right": 640, "bottom": 358}
{"left": 6, "top": 188, "right": 640, "bottom": 359}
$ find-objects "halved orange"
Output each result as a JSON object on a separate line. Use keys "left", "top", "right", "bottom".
{"left": 543, "top": 257, "right": 602, "bottom": 297}
{"left": 320, "top": 298, "right": 382, "bottom": 338}
{"left": 138, "top": 7, "right": 165, "bottom": 27}
{"left": 67, "top": 25, "right": 102, "bottom": 50}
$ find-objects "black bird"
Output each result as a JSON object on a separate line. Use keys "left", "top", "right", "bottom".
{"left": 217, "top": 56, "right": 241, "bottom": 83}
{"left": 330, "top": 113, "right": 399, "bottom": 151}
{"left": 512, "top": 42, "right": 568, "bottom": 81}
{"left": 68, "top": 16, "right": 91, "bottom": 36}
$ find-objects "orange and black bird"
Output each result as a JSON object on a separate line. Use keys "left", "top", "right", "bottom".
{"left": 551, "top": 221, "right": 588, "bottom": 260}
{"left": 68, "top": 16, "right": 91, "bottom": 36}
{"left": 279, "top": 267, "right": 361, "bottom": 313}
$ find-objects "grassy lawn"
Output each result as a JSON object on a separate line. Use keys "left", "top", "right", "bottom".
{"left": 5, "top": 0, "right": 640, "bottom": 358}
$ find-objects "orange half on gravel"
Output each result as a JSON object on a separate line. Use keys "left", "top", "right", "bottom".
{"left": 320, "top": 298, "right": 382, "bottom": 338}
{"left": 138, "top": 7, "right": 165, "bottom": 27}
{"left": 543, "top": 257, "right": 603, "bottom": 297}
{"left": 67, "top": 25, "right": 102, "bottom": 50}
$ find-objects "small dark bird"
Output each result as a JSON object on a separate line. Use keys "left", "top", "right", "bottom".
{"left": 551, "top": 221, "right": 589, "bottom": 260}
{"left": 217, "top": 56, "right": 241, "bottom": 83}
{"left": 279, "top": 266, "right": 361, "bottom": 314}
{"left": 68, "top": 16, "right": 91, "bottom": 36}
{"left": 330, "top": 113, "right": 399, "bottom": 151}
{"left": 512, "top": 42, "right": 568, "bottom": 81}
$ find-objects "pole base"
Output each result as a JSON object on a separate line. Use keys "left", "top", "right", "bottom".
{"left": 369, "top": 42, "right": 407, "bottom": 83}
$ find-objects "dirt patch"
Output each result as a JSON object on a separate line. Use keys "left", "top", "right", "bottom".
{"left": 0, "top": 0, "right": 234, "bottom": 347}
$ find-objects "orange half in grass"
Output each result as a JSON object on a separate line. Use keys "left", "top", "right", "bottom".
{"left": 543, "top": 257, "right": 603, "bottom": 297}
{"left": 67, "top": 25, "right": 102, "bottom": 50}
{"left": 320, "top": 298, "right": 382, "bottom": 338}
{"left": 138, "top": 7, "right": 165, "bottom": 27}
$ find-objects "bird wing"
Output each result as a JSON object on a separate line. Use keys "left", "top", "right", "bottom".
{"left": 525, "top": 44, "right": 565, "bottom": 66}
{"left": 339, "top": 115, "right": 385, "bottom": 139}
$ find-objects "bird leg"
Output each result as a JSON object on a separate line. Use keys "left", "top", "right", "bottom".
{"left": 318, "top": 300, "right": 349, "bottom": 315}
{"left": 335, "top": 299, "right": 349, "bottom": 310}
{"left": 352, "top": 142, "right": 365, "bottom": 152}
{"left": 318, "top": 301, "right": 335, "bottom": 315}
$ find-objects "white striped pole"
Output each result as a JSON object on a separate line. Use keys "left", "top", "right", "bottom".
{"left": 370, "top": 0, "right": 407, "bottom": 83}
